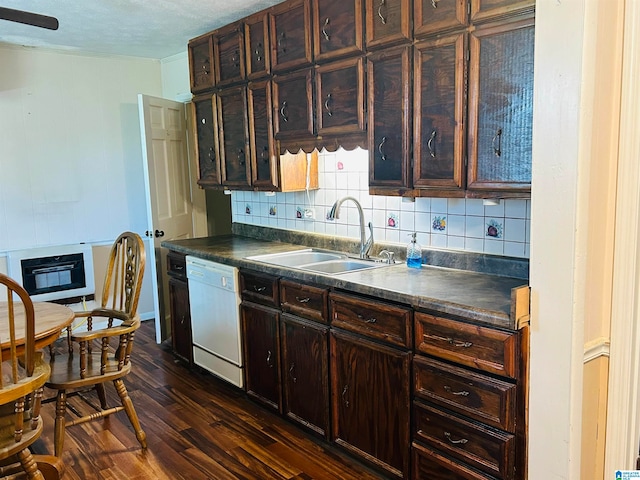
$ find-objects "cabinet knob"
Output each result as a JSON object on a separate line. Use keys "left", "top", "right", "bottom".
{"left": 280, "top": 101, "right": 289, "bottom": 123}
{"left": 492, "top": 128, "right": 503, "bottom": 157}
{"left": 428, "top": 130, "right": 437, "bottom": 158}
{"left": 324, "top": 93, "right": 333, "bottom": 117}
{"left": 378, "top": 136, "right": 387, "bottom": 162}
{"left": 255, "top": 42, "right": 263, "bottom": 63}
{"left": 278, "top": 32, "right": 287, "bottom": 54}
{"left": 444, "top": 431, "right": 468, "bottom": 445}
{"left": 377, "top": 0, "right": 387, "bottom": 25}
{"left": 322, "top": 17, "right": 331, "bottom": 41}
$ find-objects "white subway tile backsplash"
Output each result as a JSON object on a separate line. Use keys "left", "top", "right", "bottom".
{"left": 232, "top": 148, "right": 530, "bottom": 259}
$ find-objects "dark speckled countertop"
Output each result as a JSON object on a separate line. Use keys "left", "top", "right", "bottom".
{"left": 162, "top": 231, "right": 529, "bottom": 331}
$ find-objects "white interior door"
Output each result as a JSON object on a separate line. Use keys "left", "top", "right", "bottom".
{"left": 138, "top": 94, "right": 194, "bottom": 343}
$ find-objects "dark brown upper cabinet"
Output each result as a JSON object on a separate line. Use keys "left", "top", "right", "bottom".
{"left": 270, "top": 0, "right": 313, "bottom": 73}
{"left": 470, "top": 0, "right": 535, "bottom": 23}
{"left": 214, "top": 22, "right": 246, "bottom": 87}
{"left": 315, "top": 57, "right": 365, "bottom": 137}
{"left": 245, "top": 12, "right": 271, "bottom": 81}
{"left": 364, "top": 0, "right": 411, "bottom": 50}
{"left": 272, "top": 68, "right": 315, "bottom": 142}
{"left": 312, "top": 0, "right": 364, "bottom": 63}
{"left": 367, "top": 46, "right": 412, "bottom": 193}
{"left": 192, "top": 94, "right": 221, "bottom": 188}
{"left": 248, "top": 80, "right": 279, "bottom": 190}
{"left": 413, "top": 33, "right": 467, "bottom": 196}
{"left": 189, "top": 35, "right": 215, "bottom": 93}
{"left": 466, "top": 16, "right": 534, "bottom": 196}
{"left": 216, "top": 86, "right": 252, "bottom": 189}
{"left": 414, "top": 0, "right": 468, "bottom": 39}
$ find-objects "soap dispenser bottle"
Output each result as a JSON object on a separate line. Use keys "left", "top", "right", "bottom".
{"left": 406, "top": 232, "right": 422, "bottom": 269}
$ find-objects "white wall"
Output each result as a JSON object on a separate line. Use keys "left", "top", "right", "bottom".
{"left": 0, "top": 44, "right": 163, "bottom": 251}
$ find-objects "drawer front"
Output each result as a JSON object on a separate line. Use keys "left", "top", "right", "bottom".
{"left": 412, "top": 443, "right": 495, "bottom": 480}
{"left": 414, "top": 402, "right": 514, "bottom": 480}
{"left": 167, "top": 252, "right": 187, "bottom": 279}
{"left": 240, "top": 270, "right": 279, "bottom": 307}
{"left": 414, "top": 356, "right": 516, "bottom": 432}
{"left": 330, "top": 292, "right": 412, "bottom": 348}
{"left": 280, "top": 280, "right": 329, "bottom": 324}
{"left": 415, "top": 313, "right": 518, "bottom": 378}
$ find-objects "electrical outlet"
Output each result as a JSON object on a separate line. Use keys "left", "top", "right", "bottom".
{"left": 303, "top": 208, "right": 315, "bottom": 219}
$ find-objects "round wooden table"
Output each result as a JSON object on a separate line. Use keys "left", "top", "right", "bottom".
{"left": 0, "top": 300, "right": 74, "bottom": 480}
{"left": 0, "top": 301, "right": 74, "bottom": 358}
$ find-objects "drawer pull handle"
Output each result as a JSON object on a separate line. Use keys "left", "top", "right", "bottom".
{"left": 266, "top": 350, "right": 273, "bottom": 367}
{"left": 357, "top": 313, "right": 377, "bottom": 324}
{"left": 174, "top": 265, "right": 184, "bottom": 271}
{"left": 444, "top": 431, "right": 468, "bottom": 445}
{"left": 180, "top": 315, "right": 186, "bottom": 325}
{"left": 295, "top": 296, "right": 311, "bottom": 303}
{"left": 425, "top": 334, "right": 473, "bottom": 348}
{"left": 253, "top": 285, "right": 266, "bottom": 293}
{"left": 289, "top": 363, "right": 297, "bottom": 383}
{"left": 341, "top": 385, "right": 349, "bottom": 408}
{"left": 377, "top": 0, "right": 387, "bottom": 25}
{"left": 443, "top": 385, "right": 470, "bottom": 396}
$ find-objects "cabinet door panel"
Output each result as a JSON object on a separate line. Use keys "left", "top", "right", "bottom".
{"left": 215, "top": 23, "right": 245, "bottom": 86}
{"left": 414, "top": 0, "right": 468, "bottom": 38}
{"left": 467, "top": 18, "right": 534, "bottom": 194}
{"left": 331, "top": 329, "right": 411, "bottom": 478}
{"left": 242, "top": 302, "right": 282, "bottom": 411}
{"left": 313, "top": 0, "right": 364, "bottom": 62}
{"left": 272, "top": 69, "right": 315, "bottom": 139}
{"left": 413, "top": 33, "right": 466, "bottom": 193}
{"left": 248, "top": 80, "right": 278, "bottom": 190}
{"left": 271, "top": 0, "right": 313, "bottom": 73}
{"left": 193, "top": 95, "right": 221, "bottom": 187}
{"left": 470, "top": 0, "right": 535, "bottom": 23}
{"left": 365, "top": 0, "right": 411, "bottom": 50}
{"left": 217, "top": 87, "right": 251, "bottom": 189}
{"left": 368, "top": 46, "right": 411, "bottom": 190}
{"left": 168, "top": 276, "right": 192, "bottom": 364}
{"left": 281, "top": 314, "right": 329, "bottom": 438}
{"left": 189, "top": 35, "right": 215, "bottom": 93}
{"left": 316, "top": 57, "right": 365, "bottom": 136}
{"left": 245, "top": 13, "right": 270, "bottom": 80}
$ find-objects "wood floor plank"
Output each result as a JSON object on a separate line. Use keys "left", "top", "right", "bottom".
{"left": 29, "top": 320, "right": 386, "bottom": 479}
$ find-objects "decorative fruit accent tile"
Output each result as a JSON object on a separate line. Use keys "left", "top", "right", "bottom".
{"left": 387, "top": 212, "right": 398, "bottom": 228}
{"left": 486, "top": 219, "right": 503, "bottom": 238}
{"left": 432, "top": 216, "right": 446, "bottom": 232}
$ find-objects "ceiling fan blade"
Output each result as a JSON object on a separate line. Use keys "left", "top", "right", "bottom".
{"left": 0, "top": 7, "right": 59, "bottom": 30}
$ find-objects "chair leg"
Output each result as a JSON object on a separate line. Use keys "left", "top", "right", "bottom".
{"left": 54, "top": 390, "right": 67, "bottom": 457}
{"left": 16, "top": 448, "right": 45, "bottom": 480}
{"left": 95, "top": 382, "right": 108, "bottom": 409}
{"left": 113, "top": 379, "right": 147, "bottom": 449}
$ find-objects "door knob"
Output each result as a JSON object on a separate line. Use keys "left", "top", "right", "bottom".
{"left": 155, "top": 230, "right": 165, "bottom": 238}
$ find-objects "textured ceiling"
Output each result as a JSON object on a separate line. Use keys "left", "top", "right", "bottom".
{"left": 0, "top": 0, "right": 283, "bottom": 59}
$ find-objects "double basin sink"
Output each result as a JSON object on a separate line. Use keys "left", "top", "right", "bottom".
{"left": 246, "top": 248, "right": 391, "bottom": 275}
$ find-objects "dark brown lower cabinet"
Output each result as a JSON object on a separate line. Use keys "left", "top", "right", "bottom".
{"left": 241, "top": 301, "right": 282, "bottom": 412}
{"left": 280, "top": 313, "right": 329, "bottom": 439}
{"left": 168, "top": 276, "right": 192, "bottom": 364}
{"left": 330, "top": 328, "right": 411, "bottom": 479}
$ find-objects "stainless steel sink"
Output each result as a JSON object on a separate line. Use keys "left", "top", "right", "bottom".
{"left": 301, "top": 258, "right": 386, "bottom": 274}
{"left": 246, "top": 248, "right": 390, "bottom": 274}
{"left": 246, "top": 249, "right": 345, "bottom": 267}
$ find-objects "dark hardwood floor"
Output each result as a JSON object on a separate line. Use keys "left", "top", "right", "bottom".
{"left": 31, "top": 320, "right": 385, "bottom": 479}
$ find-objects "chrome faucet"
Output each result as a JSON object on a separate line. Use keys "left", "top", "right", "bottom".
{"left": 328, "top": 196, "right": 374, "bottom": 259}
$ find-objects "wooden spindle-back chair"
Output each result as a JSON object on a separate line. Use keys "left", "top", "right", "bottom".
{"left": 0, "top": 273, "right": 50, "bottom": 479}
{"left": 44, "top": 232, "right": 147, "bottom": 457}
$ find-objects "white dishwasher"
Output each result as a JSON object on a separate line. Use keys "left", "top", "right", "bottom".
{"left": 186, "top": 256, "right": 243, "bottom": 388}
